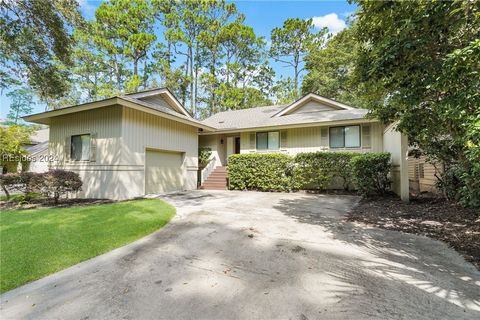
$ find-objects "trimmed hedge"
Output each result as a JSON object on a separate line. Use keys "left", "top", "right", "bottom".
{"left": 227, "top": 153, "right": 296, "bottom": 191}
{"left": 227, "top": 152, "right": 392, "bottom": 195}
{"left": 294, "top": 152, "right": 357, "bottom": 190}
{"left": 350, "top": 152, "right": 391, "bottom": 195}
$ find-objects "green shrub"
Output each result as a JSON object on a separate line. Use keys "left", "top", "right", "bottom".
{"left": 437, "top": 164, "right": 462, "bottom": 202}
{"left": 198, "top": 147, "right": 212, "bottom": 168}
{"left": 0, "top": 170, "right": 83, "bottom": 204}
{"left": 0, "top": 172, "right": 45, "bottom": 200}
{"left": 18, "top": 172, "right": 42, "bottom": 193}
{"left": 294, "top": 152, "right": 357, "bottom": 190}
{"left": 350, "top": 153, "right": 391, "bottom": 196}
{"left": 227, "top": 153, "right": 297, "bottom": 191}
{"left": 440, "top": 162, "right": 480, "bottom": 208}
{"left": 0, "top": 173, "right": 21, "bottom": 199}
{"left": 40, "top": 170, "right": 83, "bottom": 204}
{"left": 0, "top": 192, "right": 42, "bottom": 203}
{"left": 227, "top": 152, "right": 393, "bottom": 196}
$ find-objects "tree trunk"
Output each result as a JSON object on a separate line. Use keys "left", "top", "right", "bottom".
{"left": 143, "top": 58, "right": 148, "bottom": 88}
{"left": 294, "top": 63, "right": 299, "bottom": 98}
{"left": 133, "top": 57, "right": 138, "bottom": 77}
{"left": 226, "top": 52, "right": 231, "bottom": 85}
{"left": 2, "top": 184, "right": 10, "bottom": 200}
{"left": 189, "top": 46, "right": 194, "bottom": 115}
{"left": 93, "top": 71, "right": 98, "bottom": 99}
{"left": 194, "top": 63, "right": 199, "bottom": 118}
{"left": 211, "top": 55, "right": 216, "bottom": 115}
{"left": 294, "top": 51, "right": 302, "bottom": 98}
{"left": 182, "top": 57, "right": 190, "bottom": 106}
{"left": 114, "top": 58, "right": 122, "bottom": 91}
{"left": 166, "top": 42, "right": 172, "bottom": 70}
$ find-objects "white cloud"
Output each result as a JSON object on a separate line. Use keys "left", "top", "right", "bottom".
{"left": 312, "top": 13, "right": 347, "bottom": 35}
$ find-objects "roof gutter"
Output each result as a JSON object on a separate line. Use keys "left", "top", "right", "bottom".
{"left": 199, "top": 118, "right": 380, "bottom": 135}
{"left": 23, "top": 97, "right": 216, "bottom": 131}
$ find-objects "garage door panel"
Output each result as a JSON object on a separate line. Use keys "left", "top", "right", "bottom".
{"left": 145, "top": 150, "right": 185, "bottom": 194}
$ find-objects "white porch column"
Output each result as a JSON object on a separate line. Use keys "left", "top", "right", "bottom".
{"left": 383, "top": 123, "right": 410, "bottom": 202}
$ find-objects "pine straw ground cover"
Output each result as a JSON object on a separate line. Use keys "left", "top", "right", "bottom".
{"left": 348, "top": 195, "right": 480, "bottom": 269}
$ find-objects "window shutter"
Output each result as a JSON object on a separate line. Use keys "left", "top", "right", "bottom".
{"left": 321, "top": 128, "right": 328, "bottom": 147}
{"left": 90, "top": 133, "right": 97, "bottom": 162}
{"left": 418, "top": 163, "right": 425, "bottom": 179}
{"left": 64, "top": 136, "right": 71, "bottom": 162}
{"left": 249, "top": 133, "right": 256, "bottom": 149}
{"left": 280, "top": 130, "right": 287, "bottom": 148}
{"left": 362, "top": 125, "right": 371, "bottom": 148}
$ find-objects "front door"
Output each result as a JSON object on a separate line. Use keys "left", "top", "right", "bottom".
{"left": 226, "top": 136, "right": 240, "bottom": 163}
{"left": 235, "top": 137, "right": 241, "bottom": 154}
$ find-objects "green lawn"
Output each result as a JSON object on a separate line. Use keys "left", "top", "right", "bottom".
{"left": 0, "top": 199, "right": 175, "bottom": 293}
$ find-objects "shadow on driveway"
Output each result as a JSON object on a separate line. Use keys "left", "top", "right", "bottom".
{"left": 1, "top": 191, "right": 479, "bottom": 320}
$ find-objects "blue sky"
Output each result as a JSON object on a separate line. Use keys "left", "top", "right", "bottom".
{"left": 0, "top": 0, "right": 356, "bottom": 119}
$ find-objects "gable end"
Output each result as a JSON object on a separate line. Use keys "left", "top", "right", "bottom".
{"left": 273, "top": 93, "right": 354, "bottom": 117}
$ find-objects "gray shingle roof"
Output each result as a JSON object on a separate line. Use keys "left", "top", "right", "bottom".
{"left": 30, "top": 128, "right": 49, "bottom": 144}
{"left": 120, "top": 96, "right": 197, "bottom": 123}
{"left": 24, "top": 88, "right": 215, "bottom": 130}
{"left": 201, "top": 104, "right": 370, "bottom": 131}
{"left": 120, "top": 96, "right": 215, "bottom": 129}
{"left": 26, "top": 141, "right": 48, "bottom": 155}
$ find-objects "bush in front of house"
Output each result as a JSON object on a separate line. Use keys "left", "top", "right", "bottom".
{"left": 227, "top": 152, "right": 392, "bottom": 196}
{"left": 0, "top": 173, "right": 21, "bottom": 199}
{"left": 439, "top": 162, "right": 480, "bottom": 208}
{"left": 0, "top": 170, "right": 82, "bottom": 204}
{"left": 40, "top": 170, "right": 83, "bottom": 204}
{"left": 18, "top": 172, "right": 42, "bottom": 193}
{"left": 294, "top": 152, "right": 357, "bottom": 190}
{"left": 350, "top": 152, "right": 391, "bottom": 196}
{"left": 227, "top": 153, "right": 297, "bottom": 191}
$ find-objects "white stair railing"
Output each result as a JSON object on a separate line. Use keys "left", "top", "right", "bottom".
{"left": 200, "top": 157, "right": 217, "bottom": 185}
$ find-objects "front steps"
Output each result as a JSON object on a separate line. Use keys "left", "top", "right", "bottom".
{"left": 200, "top": 166, "right": 228, "bottom": 190}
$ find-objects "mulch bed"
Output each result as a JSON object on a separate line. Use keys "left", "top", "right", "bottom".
{"left": 348, "top": 195, "right": 480, "bottom": 269}
{"left": 0, "top": 198, "right": 114, "bottom": 211}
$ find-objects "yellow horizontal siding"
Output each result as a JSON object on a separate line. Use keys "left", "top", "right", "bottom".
{"left": 408, "top": 156, "right": 442, "bottom": 193}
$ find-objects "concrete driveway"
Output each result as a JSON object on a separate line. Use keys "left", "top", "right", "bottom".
{"left": 1, "top": 191, "right": 479, "bottom": 320}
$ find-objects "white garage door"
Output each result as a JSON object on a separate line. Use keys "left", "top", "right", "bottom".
{"left": 145, "top": 150, "right": 185, "bottom": 194}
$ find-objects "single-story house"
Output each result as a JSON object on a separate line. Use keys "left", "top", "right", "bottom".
{"left": 24, "top": 89, "right": 409, "bottom": 201}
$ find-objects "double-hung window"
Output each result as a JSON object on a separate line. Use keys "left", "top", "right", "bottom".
{"left": 256, "top": 131, "right": 279, "bottom": 150}
{"left": 329, "top": 125, "right": 360, "bottom": 148}
{"left": 71, "top": 134, "right": 91, "bottom": 161}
